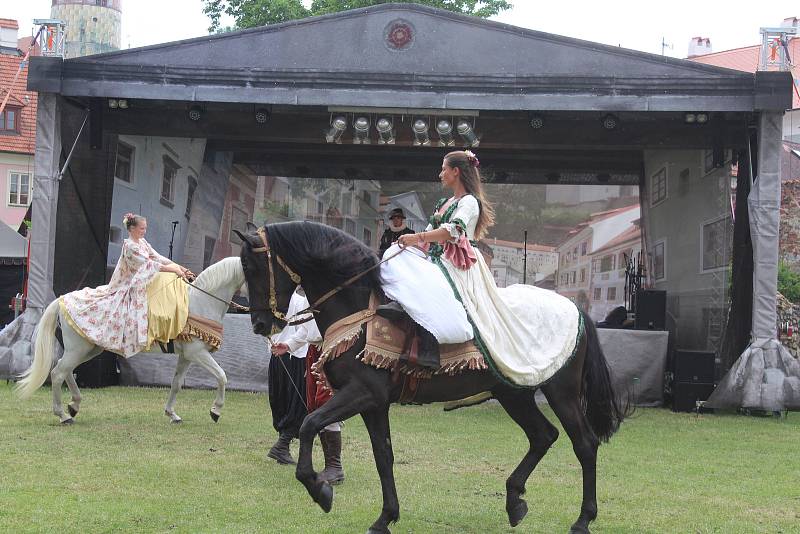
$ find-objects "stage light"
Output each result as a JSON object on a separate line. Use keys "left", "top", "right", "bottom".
{"left": 255, "top": 108, "right": 270, "bottom": 124}
{"left": 188, "top": 105, "right": 203, "bottom": 122}
{"left": 436, "top": 119, "right": 455, "bottom": 147}
{"left": 353, "top": 116, "right": 370, "bottom": 144}
{"left": 325, "top": 116, "right": 347, "bottom": 144}
{"left": 117, "top": 99, "right": 128, "bottom": 109}
{"left": 696, "top": 113, "right": 709, "bottom": 124}
{"left": 457, "top": 120, "right": 480, "bottom": 147}
{"left": 376, "top": 117, "right": 395, "bottom": 144}
{"left": 597, "top": 173, "right": 611, "bottom": 183}
{"left": 413, "top": 119, "right": 430, "bottom": 146}
{"left": 684, "top": 113, "right": 696, "bottom": 124}
{"left": 601, "top": 114, "right": 619, "bottom": 130}
{"left": 545, "top": 172, "right": 561, "bottom": 183}
{"left": 529, "top": 114, "right": 544, "bottom": 129}
{"left": 108, "top": 99, "right": 118, "bottom": 109}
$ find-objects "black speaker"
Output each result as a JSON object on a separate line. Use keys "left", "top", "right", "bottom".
{"left": 74, "top": 351, "right": 119, "bottom": 388}
{"left": 674, "top": 350, "right": 715, "bottom": 383}
{"left": 671, "top": 382, "right": 715, "bottom": 412}
{"left": 635, "top": 289, "right": 666, "bottom": 330}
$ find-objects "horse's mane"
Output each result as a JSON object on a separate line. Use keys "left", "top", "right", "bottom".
{"left": 266, "top": 221, "right": 381, "bottom": 293}
{"left": 193, "top": 256, "right": 243, "bottom": 290}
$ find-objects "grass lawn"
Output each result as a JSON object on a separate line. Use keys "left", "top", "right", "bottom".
{"left": 1, "top": 383, "right": 798, "bottom": 533}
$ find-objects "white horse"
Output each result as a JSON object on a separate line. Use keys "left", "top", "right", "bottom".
{"left": 16, "top": 256, "right": 246, "bottom": 424}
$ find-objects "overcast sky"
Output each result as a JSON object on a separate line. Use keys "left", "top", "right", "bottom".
{"left": 3, "top": 1, "right": 796, "bottom": 58}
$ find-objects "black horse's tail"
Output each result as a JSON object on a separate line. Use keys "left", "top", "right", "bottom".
{"left": 580, "top": 311, "right": 631, "bottom": 442}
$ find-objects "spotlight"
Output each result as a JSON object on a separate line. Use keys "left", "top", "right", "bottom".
{"left": 684, "top": 113, "right": 696, "bottom": 124}
{"left": 353, "top": 116, "right": 370, "bottom": 144}
{"left": 188, "top": 105, "right": 203, "bottom": 122}
{"left": 436, "top": 119, "right": 454, "bottom": 147}
{"left": 696, "top": 112, "right": 709, "bottom": 124}
{"left": 596, "top": 173, "right": 611, "bottom": 183}
{"left": 529, "top": 114, "right": 544, "bottom": 129}
{"left": 545, "top": 172, "right": 560, "bottom": 183}
{"left": 325, "top": 116, "right": 347, "bottom": 144}
{"left": 255, "top": 108, "right": 270, "bottom": 124}
{"left": 376, "top": 117, "right": 395, "bottom": 144}
{"left": 413, "top": 119, "right": 430, "bottom": 146}
{"left": 117, "top": 99, "right": 128, "bottom": 109}
{"left": 108, "top": 99, "right": 118, "bottom": 109}
{"left": 601, "top": 114, "right": 618, "bottom": 130}
{"left": 457, "top": 120, "right": 480, "bottom": 147}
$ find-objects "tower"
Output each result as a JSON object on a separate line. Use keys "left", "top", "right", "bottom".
{"left": 50, "top": 0, "right": 122, "bottom": 58}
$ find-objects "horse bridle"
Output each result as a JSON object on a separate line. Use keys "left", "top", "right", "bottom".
{"left": 249, "top": 226, "right": 305, "bottom": 325}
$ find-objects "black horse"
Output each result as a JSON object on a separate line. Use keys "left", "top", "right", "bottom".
{"left": 235, "top": 221, "right": 628, "bottom": 534}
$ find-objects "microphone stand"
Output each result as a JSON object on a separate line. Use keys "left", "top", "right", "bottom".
{"left": 168, "top": 221, "right": 179, "bottom": 260}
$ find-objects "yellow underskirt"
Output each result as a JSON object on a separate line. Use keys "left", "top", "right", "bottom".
{"left": 145, "top": 272, "right": 189, "bottom": 351}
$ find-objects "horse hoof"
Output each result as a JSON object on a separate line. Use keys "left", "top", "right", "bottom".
{"left": 508, "top": 500, "right": 528, "bottom": 527}
{"left": 366, "top": 529, "right": 390, "bottom": 534}
{"left": 61, "top": 418, "right": 74, "bottom": 425}
{"left": 171, "top": 418, "right": 183, "bottom": 424}
{"left": 569, "top": 524, "right": 590, "bottom": 534}
{"left": 209, "top": 410, "right": 220, "bottom": 422}
{"left": 316, "top": 482, "right": 334, "bottom": 513}
{"left": 67, "top": 405, "right": 78, "bottom": 418}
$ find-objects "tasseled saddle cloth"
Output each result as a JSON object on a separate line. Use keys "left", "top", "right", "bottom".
{"left": 316, "top": 295, "right": 487, "bottom": 379}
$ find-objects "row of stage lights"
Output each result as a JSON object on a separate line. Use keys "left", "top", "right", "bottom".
{"left": 325, "top": 116, "right": 481, "bottom": 147}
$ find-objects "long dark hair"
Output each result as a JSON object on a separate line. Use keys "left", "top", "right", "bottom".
{"left": 444, "top": 151, "right": 495, "bottom": 239}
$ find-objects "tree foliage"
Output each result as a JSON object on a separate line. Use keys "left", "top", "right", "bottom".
{"left": 778, "top": 260, "right": 800, "bottom": 303}
{"left": 203, "top": 0, "right": 512, "bottom": 32}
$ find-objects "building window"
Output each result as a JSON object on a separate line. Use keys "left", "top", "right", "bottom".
{"left": 703, "top": 149, "right": 715, "bottom": 174}
{"left": 0, "top": 106, "right": 20, "bottom": 133}
{"left": 652, "top": 240, "right": 666, "bottom": 281}
{"left": 593, "top": 287, "right": 602, "bottom": 301}
{"left": 344, "top": 218, "right": 356, "bottom": 235}
{"left": 607, "top": 287, "right": 617, "bottom": 301}
{"left": 114, "top": 141, "right": 134, "bottom": 183}
{"left": 229, "top": 207, "right": 247, "bottom": 245}
{"left": 317, "top": 200, "right": 324, "bottom": 214}
{"left": 161, "top": 156, "right": 179, "bottom": 205}
{"left": 580, "top": 268, "right": 585, "bottom": 283}
{"left": 363, "top": 227, "right": 372, "bottom": 247}
{"left": 8, "top": 172, "right": 31, "bottom": 206}
{"left": 651, "top": 167, "right": 667, "bottom": 206}
{"left": 185, "top": 176, "right": 198, "bottom": 219}
{"left": 581, "top": 242, "right": 587, "bottom": 256}
{"left": 600, "top": 255, "right": 613, "bottom": 272}
{"left": 702, "top": 217, "right": 731, "bottom": 271}
{"left": 203, "top": 236, "right": 216, "bottom": 269}
{"left": 363, "top": 190, "right": 372, "bottom": 206}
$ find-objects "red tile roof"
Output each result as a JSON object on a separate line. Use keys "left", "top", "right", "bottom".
{"left": 0, "top": 19, "right": 19, "bottom": 30}
{"left": 0, "top": 52, "right": 37, "bottom": 155}
{"left": 689, "top": 37, "right": 800, "bottom": 108}
{"left": 486, "top": 237, "right": 555, "bottom": 252}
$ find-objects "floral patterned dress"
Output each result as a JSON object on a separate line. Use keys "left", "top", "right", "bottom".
{"left": 61, "top": 238, "right": 171, "bottom": 357}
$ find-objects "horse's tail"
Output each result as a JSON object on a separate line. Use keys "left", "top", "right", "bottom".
{"left": 15, "top": 299, "right": 60, "bottom": 400}
{"left": 580, "top": 310, "right": 631, "bottom": 442}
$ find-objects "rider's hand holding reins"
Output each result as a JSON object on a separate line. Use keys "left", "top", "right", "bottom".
{"left": 271, "top": 342, "right": 290, "bottom": 356}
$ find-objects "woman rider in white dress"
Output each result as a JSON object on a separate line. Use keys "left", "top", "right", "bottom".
{"left": 379, "top": 151, "right": 581, "bottom": 388}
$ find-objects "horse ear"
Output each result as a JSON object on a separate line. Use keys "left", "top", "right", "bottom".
{"left": 232, "top": 229, "right": 248, "bottom": 245}
{"left": 246, "top": 222, "right": 258, "bottom": 232}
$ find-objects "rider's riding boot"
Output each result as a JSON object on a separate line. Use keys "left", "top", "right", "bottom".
{"left": 267, "top": 431, "right": 296, "bottom": 465}
{"left": 376, "top": 301, "right": 408, "bottom": 322}
{"left": 416, "top": 324, "right": 441, "bottom": 369}
{"left": 318, "top": 430, "right": 345, "bottom": 485}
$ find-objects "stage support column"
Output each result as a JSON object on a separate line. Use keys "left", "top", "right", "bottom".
{"left": 707, "top": 111, "right": 800, "bottom": 412}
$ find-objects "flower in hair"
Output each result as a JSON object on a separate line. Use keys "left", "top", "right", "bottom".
{"left": 464, "top": 150, "right": 480, "bottom": 168}
{"left": 123, "top": 212, "right": 135, "bottom": 226}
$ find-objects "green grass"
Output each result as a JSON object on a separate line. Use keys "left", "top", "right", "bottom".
{"left": 1, "top": 383, "right": 798, "bottom": 533}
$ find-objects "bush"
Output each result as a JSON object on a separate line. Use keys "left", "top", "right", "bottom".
{"left": 778, "top": 261, "right": 800, "bottom": 303}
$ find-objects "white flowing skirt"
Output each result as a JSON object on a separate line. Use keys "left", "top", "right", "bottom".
{"left": 381, "top": 244, "right": 582, "bottom": 387}
{"left": 380, "top": 244, "right": 473, "bottom": 344}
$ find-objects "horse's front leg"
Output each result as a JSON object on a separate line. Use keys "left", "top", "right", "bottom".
{"left": 187, "top": 344, "right": 227, "bottom": 422}
{"left": 361, "top": 406, "right": 399, "bottom": 534}
{"left": 62, "top": 346, "right": 103, "bottom": 420}
{"left": 296, "top": 384, "right": 378, "bottom": 513}
{"left": 164, "top": 353, "right": 192, "bottom": 423}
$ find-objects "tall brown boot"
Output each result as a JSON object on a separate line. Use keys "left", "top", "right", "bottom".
{"left": 267, "top": 431, "right": 296, "bottom": 465}
{"left": 319, "top": 431, "right": 345, "bottom": 485}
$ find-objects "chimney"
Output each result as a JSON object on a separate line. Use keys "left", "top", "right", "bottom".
{"left": 0, "top": 18, "right": 19, "bottom": 51}
{"left": 781, "top": 16, "right": 799, "bottom": 29}
{"left": 687, "top": 36, "right": 712, "bottom": 58}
